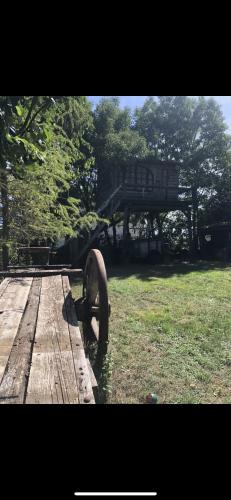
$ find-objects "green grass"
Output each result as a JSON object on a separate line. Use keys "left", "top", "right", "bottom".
{"left": 74, "top": 261, "right": 231, "bottom": 404}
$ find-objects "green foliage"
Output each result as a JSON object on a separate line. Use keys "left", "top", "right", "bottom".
{"left": 8, "top": 162, "right": 78, "bottom": 245}
{"left": 134, "top": 97, "right": 159, "bottom": 154}
{"left": 0, "top": 96, "right": 100, "bottom": 260}
{"left": 133, "top": 96, "right": 231, "bottom": 246}
{"left": 92, "top": 97, "right": 148, "bottom": 166}
{"left": 2, "top": 95, "right": 231, "bottom": 263}
{"left": 104, "top": 129, "right": 147, "bottom": 164}
{"left": 134, "top": 95, "right": 231, "bottom": 173}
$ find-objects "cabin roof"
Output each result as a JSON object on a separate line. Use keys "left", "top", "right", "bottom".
{"left": 136, "top": 157, "right": 179, "bottom": 168}
{"left": 99, "top": 158, "right": 179, "bottom": 170}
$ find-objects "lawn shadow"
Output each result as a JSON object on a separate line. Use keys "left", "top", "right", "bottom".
{"left": 107, "top": 260, "right": 231, "bottom": 282}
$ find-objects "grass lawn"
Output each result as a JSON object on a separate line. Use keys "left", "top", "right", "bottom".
{"left": 72, "top": 261, "right": 231, "bottom": 404}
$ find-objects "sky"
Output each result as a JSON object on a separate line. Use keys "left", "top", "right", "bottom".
{"left": 88, "top": 96, "right": 231, "bottom": 132}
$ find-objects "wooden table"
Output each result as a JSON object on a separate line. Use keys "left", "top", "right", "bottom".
{"left": 0, "top": 270, "right": 96, "bottom": 404}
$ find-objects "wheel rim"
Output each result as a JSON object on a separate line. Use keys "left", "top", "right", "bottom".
{"left": 82, "top": 249, "right": 110, "bottom": 375}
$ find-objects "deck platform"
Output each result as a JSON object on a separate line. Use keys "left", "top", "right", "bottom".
{"left": 0, "top": 270, "right": 95, "bottom": 404}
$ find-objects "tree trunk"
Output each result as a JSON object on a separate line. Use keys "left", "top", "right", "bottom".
{"left": 0, "top": 169, "right": 9, "bottom": 269}
{"left": 149, "top": 211, "right": 154, "bottom": 239}
{"left": 112, "top": 217, "right": 117, "bottom": 248}
{"left": 156, "top": 213, "right": 163, "bottom": 255}
{"left": 186, "top": 207, "right": 193, "bottom": 257}
{"left": 104, "top": 228, "right": 112, "bottom": 247}
{"left": 122, "top": 206, "right": 130, "bottom": 261}
{"left": 156, "top": 213, "right": 163, "bottom": 239}
{"left": 123, "top": 206, "right": 130, "bottom": 241}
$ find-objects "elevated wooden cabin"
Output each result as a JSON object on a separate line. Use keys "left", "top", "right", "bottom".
{"left": 69, "top": 159, "right": 193, "bottom": 264}
{"left": 97, "top": 158, "right": 189, "bottom": 214}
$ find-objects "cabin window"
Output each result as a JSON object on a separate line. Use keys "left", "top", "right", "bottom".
{"left": 126, "top": 166, "right": 136, "bottom": 185}
{"left": 117, "top": 165, "right": 169, "bottom": 192}
{"left": 123, "top": 166, "right": 154, "bottom": 191}
{"left": 161, "top": 169, "right": 168, "bottom": 185}
{"left": 136, "top": 166, "right": 147, "bottom": 186}
{"left": 154, "top": 168, "right": 161, "bottom": 185}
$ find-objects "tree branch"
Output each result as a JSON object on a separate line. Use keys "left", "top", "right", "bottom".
{"left": 22, "top": 100, "right": 51, "bottom": 134}
{"left": 17, "top": 96, "right": 39, "bottom": 136}
{"left": 16, "top": 96, "right": 52, "bottom": 137}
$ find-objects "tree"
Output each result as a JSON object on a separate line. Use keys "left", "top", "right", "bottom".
{"left": 133, "top": 97, "right": 159, "bottom": 155}
{"left": 134, "top": 96, "right": 231, "bottom": 251}
{"left": 88, "top": 97, "right": 148, "bottom": 248}
{"left": 0, "top": 96, "right": 100, "bottom": 268}
{"left": 0, "top": 96, "right": 56, "bottom": 267}
{"left": 92, "top": 97, "right": 147, "bottom": 165}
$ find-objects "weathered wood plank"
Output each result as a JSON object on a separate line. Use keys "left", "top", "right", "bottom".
{"left": 0, "top": 278, "right": 10, "bottom": 299}
{"left": 0, "top": 277, "right": 33, "bottom": 383}
{"left": 62, "top": 276, "right": 95, "bottom": 404}
{"left": 26, "top": 275, "right": 88, "bottom": 404}
{"left": 86, "top": 358, "right": 98, "bottom": 388}
{"left": 0, "top": 269, "right": 82, "bottom": 278}
{"left": 18, "top": 247, "right": 50, "bottom": 253}
{"left": 0, "top": 278, "right": 41, "bottom": 404}
{"left": 7, "top": 265, "right": 71, "bottom": 270}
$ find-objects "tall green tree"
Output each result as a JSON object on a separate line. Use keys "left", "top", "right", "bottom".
{"left": 92, "top": 97, "right": 147, "bottom": 167}
{"left": 89, "top": 97, "right": 148, "bottom": 246}
{"left": 134, "top": 96, "right": 231, "bottom": 250}
{"left": 0, "top": 96, "right": 99, "bottom": 268}
{"left": 0, "top": 96, "right": 56, "bottom": 266}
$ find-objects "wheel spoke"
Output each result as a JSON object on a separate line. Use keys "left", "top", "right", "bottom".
{"left": 90, "top": 316, "right": 99, "bottom": 341}
{"left": 81, "top": 249, "right": 110, "bottom": 380}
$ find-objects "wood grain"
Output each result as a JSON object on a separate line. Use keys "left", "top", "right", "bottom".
{"left": 26, "top": 275, "right": 93, "bottom": 403}
{"left": 0, "top": 277, "right": 32, "bottom": 383}
{"left": 0, "top": 269, "right": 83, "bottom": 278}
{"left": 0, "top": 278, "right": 10, "bottom": 299}
{"left": 0, "top": 278, "right": 41, "bottom": 404}
{"left": 62, "top": 276, "right": 95, "bottom": 404}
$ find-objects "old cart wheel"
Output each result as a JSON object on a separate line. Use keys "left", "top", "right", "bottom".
{"left": 81, "top": 249, "right": 110, "bottom": 378}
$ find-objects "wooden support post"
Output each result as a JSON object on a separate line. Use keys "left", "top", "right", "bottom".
{"left": 112, "top": 215, "right": 117, "bottom": 248}
{"left": 104, "top": 227, "right": 112, "bottom": 247}
{"left": 149, "top": 211, "right": 154, "bottom": 240}
{"left": 156, "top": 214, "right": 162, "bottom": 238}
{"left": 186, "top": 207, "right": 193, "bottom": 259}
{"left": 122, "top": 206, "right": 130, "bottom": 261}
{"left": 156, "top": 213, "right": 163, "bottom": 254}
{"left": 123, "top": 206, "right": 130, "bottom": 242}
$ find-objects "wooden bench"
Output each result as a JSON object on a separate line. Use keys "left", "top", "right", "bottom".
{"left": 0, "top": 249, "right": 110, "bottom": 404}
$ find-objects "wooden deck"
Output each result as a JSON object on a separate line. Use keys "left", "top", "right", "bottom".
{"left": 0, "top": 272, "right": 95, "bottom": 404}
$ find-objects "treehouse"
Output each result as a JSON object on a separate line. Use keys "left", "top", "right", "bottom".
{"left": 97, "top": 158, "right": 190, "bottom": 213}
{"left": 68, "top": 159, "right": 193, "bottom": 265}
{"left": 95, "top": 158, "right": 193, "bottom": 260}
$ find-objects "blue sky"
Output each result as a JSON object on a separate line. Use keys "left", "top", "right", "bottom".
{"left": 88, "top": 96, "right": 231, "bottom": 132}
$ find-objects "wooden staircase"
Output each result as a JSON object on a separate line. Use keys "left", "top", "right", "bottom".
{"left": 76, "top": 188, "right": 122, "bottom": 263}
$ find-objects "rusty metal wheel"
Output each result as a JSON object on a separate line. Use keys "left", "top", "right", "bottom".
{"left": 78, "top": 249, "right": 110, "bottom": 377}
